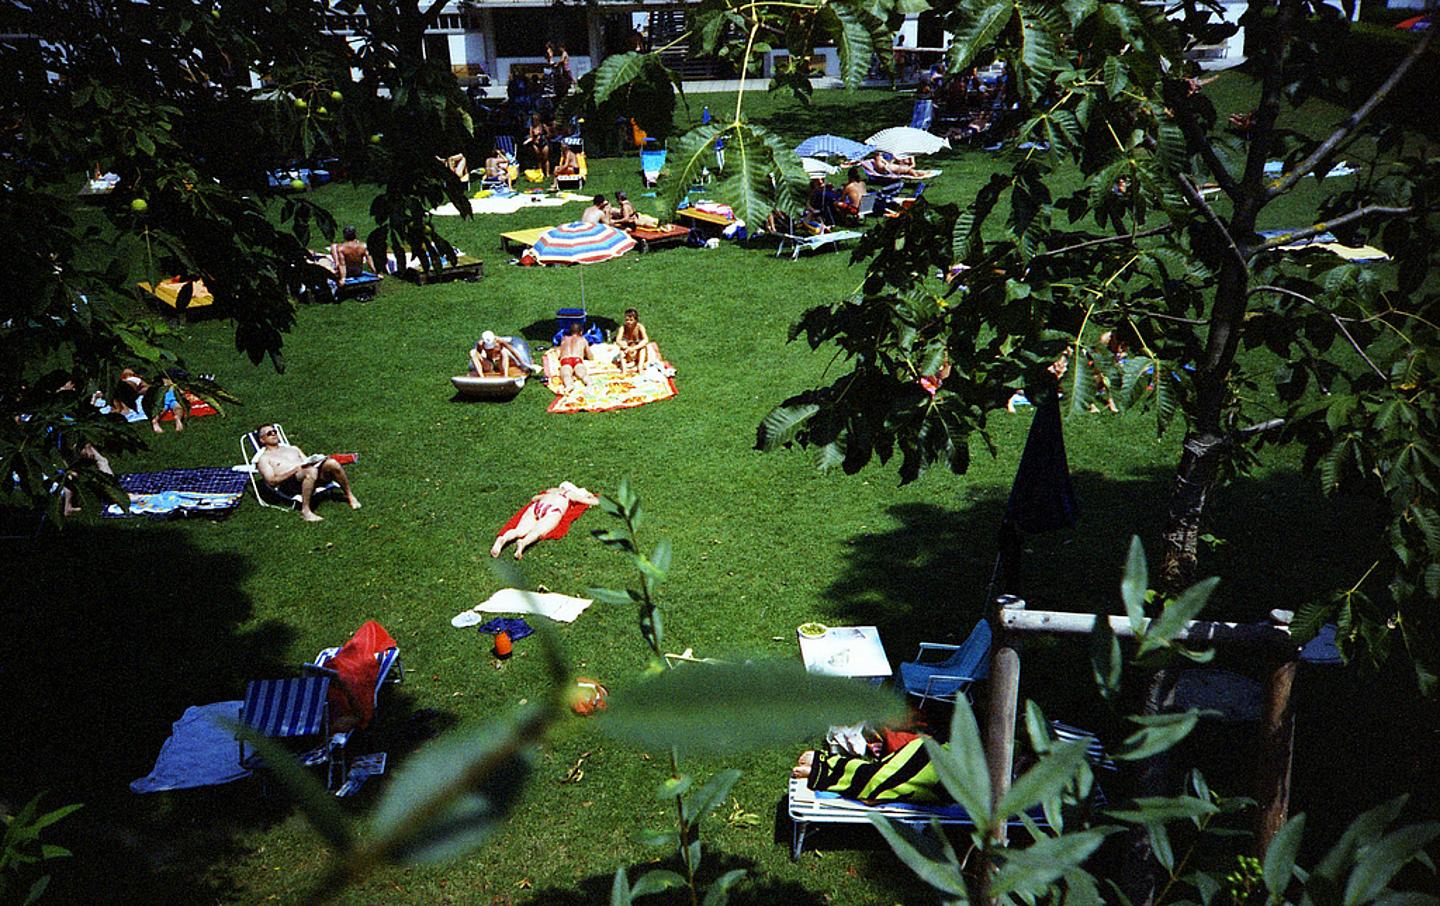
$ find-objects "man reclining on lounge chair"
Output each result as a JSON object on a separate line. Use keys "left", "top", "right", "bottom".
{"left": 253, "top": 423, "right": 360, "bottom": 522}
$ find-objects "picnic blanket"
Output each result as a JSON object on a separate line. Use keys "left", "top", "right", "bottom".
{"left": 130, "top": 701, "right": 252, "bottom": 793}
{"left": 545, "top": 360, "right": 677, "bottom": 414}
{"left": 431, "top": 192, "right": 588, "bottom": 216}
{"left": 103, "top": 467, "right": 250, "bottom": 519}
{"left": 159, "top": 390, "right": 217, "bottom": 422}
{"left": 452, "top": 588, "right": 594, "bottom": 626}
{"left": 499, "top": 496, "right": 591, "bottom": 540}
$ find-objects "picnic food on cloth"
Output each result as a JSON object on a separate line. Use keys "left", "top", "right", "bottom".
{"left": 545, "top": 359, "right": 677, "bottom": 414}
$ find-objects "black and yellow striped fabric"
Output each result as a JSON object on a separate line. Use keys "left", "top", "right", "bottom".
{"left": 805, "top": 738, "right": 944, "bottom": 803}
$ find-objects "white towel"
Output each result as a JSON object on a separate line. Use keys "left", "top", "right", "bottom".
{"left": 452, "top": 588, "right": 593, "bottom": 626}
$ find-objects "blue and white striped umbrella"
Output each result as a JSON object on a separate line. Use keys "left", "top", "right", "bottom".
{"left": 794, "top": 134, "right": 876, "bottom": 160}
{"left": 532, "top": 221, "right": 636, "bottom": 265}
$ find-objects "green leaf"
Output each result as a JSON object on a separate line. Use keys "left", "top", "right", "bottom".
{"left": 650, "top": 539, "right": 673, "bottom": 578}
{"left": 1112, "top": 711, "right": 1200, "bottom": 761}
{"left": 371, "top": 713, "right": 534, "bottom": 863}
{"left": 600, "top": 661, "right": 904, "bottom": 753}
{"left": 1264, "top": 812, "right": 1306, "bottom": 896}
{"left": 1344, "top": 822, "right": 1440, "bottom": 905}
{"left": 588, "top": 586, "right": 636, "bottom": 606}
{"left": 1105, "top": 795, "right": 1219, "bottom": 824}
{"left": 632, "top": 869, "right": 687, "bottom": 898}
{"left": 1103, "top": 57, "right": 1129, "bottom": 98}
{"left": 1149, "top": 821, "right": 1174, "bottom": 872}
{"left": 1090, "top": 610, "right": 1122, "bottom": 700}
{"left": 660, "top": 123, "right": 727, "bottom": 217}
{"left": 1144, "top": 576, "right": 1220, "bottom": 652}
{"left": 611, "top": 866, "right": 633, "bottom": 906}
{"left": 928, "top": 696, "right": 992, "bottom": 834}
{"left": 658, "top": 774, "right": 693, "bottom": 801}
{"left": 1316, "top": 797, "right": 1409, "bottom": 882}
{"left": 1121, "top": 536, "right": 1148, "bottom": 634}
{"left": 22, "top": 876, "right": 50, "bottom": 906}
{"left": 821, "top": 4, "right": 877, "bottom": 90}
{"left": 632, "top": 827, "right": 680, "bottom": 848}
{"left": 685, "top": 768, "right": 742, "bottom": 825}
{"left": 1069, "top": 348, "right": 1098, "bottom": 417}
{"left": 991, "top": 829, "right": 1112, "bottom": 897}
{"left": 591, "top": 52, "right": 661, "bottom": 106}
{"left": 758, "top": 403, "right": 820, "bottom": 450}
{"left": 947, "top": 1, "right": 1014, "bottom": 74}
{"left": 703, "top": 869, "right": 747, "bottom": 906}
{"left": 230, "top": 724, "right": 353, "bottom": 854}
{"left": 998, "top": 740, "right": 1090, "bottom": 823}
{"left": 869, "top": 816, "right": 968, "bottom": 896}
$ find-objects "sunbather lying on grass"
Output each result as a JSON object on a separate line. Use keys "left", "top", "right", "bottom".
{"left": 490, "top": 482, "right": 599, "bottom": 559}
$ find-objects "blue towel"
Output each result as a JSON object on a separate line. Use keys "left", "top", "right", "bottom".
{"left": 477, "top": 617, "right": 534, "bottom": 641}
{"left": 131, "top": 701, "right": 252, "bottom": 794}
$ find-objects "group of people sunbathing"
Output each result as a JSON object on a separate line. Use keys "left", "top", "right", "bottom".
{"left": 580, "top": 192, "right": 654, "bottom": 230}
{"left": 466, "top": 309, "right": 661, "bottom": 391}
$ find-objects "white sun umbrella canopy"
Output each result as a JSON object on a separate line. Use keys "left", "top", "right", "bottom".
{"left": 800, "top": 157, "right": 838, "bottom": 178}
{"left": 865, "top": 126, "right": 951, "bottom": 157}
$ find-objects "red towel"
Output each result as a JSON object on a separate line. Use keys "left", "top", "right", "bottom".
{"left": 325, "top": 620, "right": 397, "bottom": 730}
{"left": 499, "top": 495, "right": 591, "bottom": 540}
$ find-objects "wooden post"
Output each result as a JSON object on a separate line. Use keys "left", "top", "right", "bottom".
{"left": 983, "top": 595, "right": 1026, "bottom": 846}
{"left": 1255, "top": 609, "right": 1300, "bottom": 853}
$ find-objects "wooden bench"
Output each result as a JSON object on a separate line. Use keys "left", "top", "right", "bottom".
{"left": 628, "top": 224, "right": 690, "bottom": 253}
{"left": 674, "top": 208, "right": 734, "bottom": 239}
{"left": 775, "top": 229, "right": 863, "bottom": 260}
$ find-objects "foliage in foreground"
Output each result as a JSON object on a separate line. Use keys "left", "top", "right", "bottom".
{"left": 578, "top": 0, "right": 1440, "bottom": 691}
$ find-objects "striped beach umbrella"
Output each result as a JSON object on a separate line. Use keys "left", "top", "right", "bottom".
{"left": 531, "top": 222, "right": 636, "bottom": 265}
{"left": 866, "top": 126, "right": 951, "bottom": 157}
{"left": 794, "top": 134, "right": 876, "bottom": 160}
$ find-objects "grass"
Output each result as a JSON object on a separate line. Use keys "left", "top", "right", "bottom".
{"left": 1, "top": 83, "right": 1434, "bottom": 904}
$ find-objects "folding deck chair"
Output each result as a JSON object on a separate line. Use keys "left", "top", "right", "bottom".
{"left": 896, "top": 619, "right": 992, "bottom": 704}
{"left": 238, "top": 676, "right": 340, "bottom": 787}
{"left": 304, "top": 640, "right": 403, "bottom": 790}
{"left": 238, "top": 424, "right": 342, "bottom": 511}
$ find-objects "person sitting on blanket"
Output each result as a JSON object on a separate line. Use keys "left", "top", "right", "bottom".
{"left": 580, "top": 195, "right": 612, "bottom": 226}
{"left": 253, "top": 422, "right": 360, "bottom": 522}
{"left": 490, "top": 481, "right": 600, "bottom": 559}
{"left": 610, "top": 191, "right": 640, "bottom": 230}
{"left": 332, "top": 225, "right": 377, "bottom": 285}
{"left": 554, "top": 322, "right": 592, "bottom": 389}
{"left": 469, "top": 330, "right": 527, "bottom": 377}
{"left": 616, "top": 308, "right": 659, "bottom": 374}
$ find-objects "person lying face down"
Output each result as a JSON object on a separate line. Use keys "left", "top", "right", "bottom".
{"left": 252, "top": 423, "right": 360, "bottom": 523}
{"left": 490, "top": 481, "right": 600, "bottom": 560}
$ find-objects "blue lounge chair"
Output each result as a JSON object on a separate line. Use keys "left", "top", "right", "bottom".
{"left": 910, "top": 98, "right": 934, "bottom": 131}
{"left": 896, "top": 619, "right": 992, "bottom": 704}
{"left": 304, "top": 643, "right": 403, "bottom": 790}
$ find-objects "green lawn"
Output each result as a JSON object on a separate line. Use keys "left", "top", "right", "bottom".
{"left": 1, "top": 83, "right": 1431, "bottom": 904}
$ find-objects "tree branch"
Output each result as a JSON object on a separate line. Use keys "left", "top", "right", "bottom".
{"left": 1248, "top": 284, "right": 1388, "bottom": 380}
{"left": 1240, "top": 0, "right": 1303, "bottom": 197}
{"left": 1169, "top": 101, "right": 1240, "bottom": 200}
{"left": 1178, "top": 172, "right": 1249, "bottom": 272}
{"left": 1249, "top": 204, "right": 1415, "bottom": 253}
{"left": 1033, "top": 224, "right": 1174, "bottom": 259}
{"left": 1269, "top": 23, "right": 1437, "bottom": 198}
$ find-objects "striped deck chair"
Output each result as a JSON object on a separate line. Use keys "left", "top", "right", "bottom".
{"left": 238, "top": 676, "right": 338, "bottom": 787}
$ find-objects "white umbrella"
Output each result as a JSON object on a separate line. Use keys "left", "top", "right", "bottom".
{"left": 866, "top": 126, "right": 951, "bottom": 157}
{"left": 800, "top": 157, "right": 838, "bottom": 178}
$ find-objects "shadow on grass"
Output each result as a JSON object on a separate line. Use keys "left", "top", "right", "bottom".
{"left": 0, "top": 523, "right": 460, "bottom": 902}
{"left": 517, "top": 314, "right": 620, "bottom": 346}
{"left": 816, "top": 461, "right": 1437, "bottom": 860}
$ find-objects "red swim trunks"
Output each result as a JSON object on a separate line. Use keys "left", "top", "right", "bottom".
{"left": 560, "top": 356, "right": 582, "bottom": 368}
